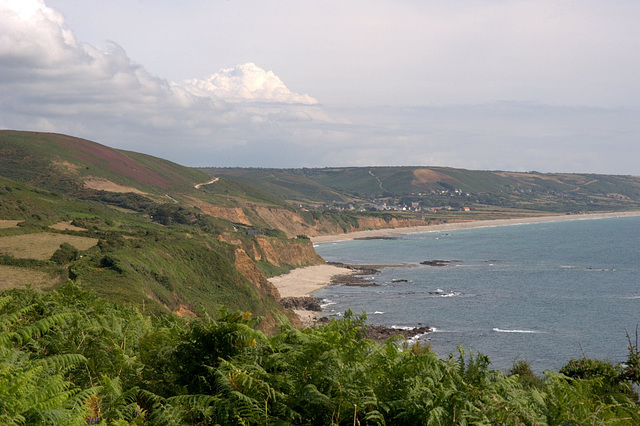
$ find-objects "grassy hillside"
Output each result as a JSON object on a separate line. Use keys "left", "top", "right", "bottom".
{"left": 0, "top": 130, "right": 206, "bottom": 193}
{"left": 0, "top": 130, "right": 289, "bottom": 209}
{"left": 205, "top": 166, "right": 640, "bottom": 214}
{"left": 0, "top": 133, "right": 324, "bottom": 327}
{"left": 199, "top": 168, "right": 353, "bottom": 204}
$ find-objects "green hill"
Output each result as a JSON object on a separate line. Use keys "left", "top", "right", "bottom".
{"left": 204, "top": 166, "right": 640, "bottom": 214}
{"left": 0, "top": 131, "right": 323, "bottom": 328}
{"left": 0, "top": 130, "right": 288, "bottom": 207}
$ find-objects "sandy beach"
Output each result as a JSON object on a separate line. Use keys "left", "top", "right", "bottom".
{"left": 311, "top": 210, "right": 640, "bottom": 243}
{"left": 268, "top": 264, "right": 353, "bottom": 326}
{"left": 268, "top": 264, "right": 352, "bottom": 298}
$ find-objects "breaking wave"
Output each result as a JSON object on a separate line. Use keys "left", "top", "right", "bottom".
{"left": 492, "top": 328, "right": 539, "bottom": 334}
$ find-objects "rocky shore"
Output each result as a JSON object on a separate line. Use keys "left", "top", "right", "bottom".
{"left": 364, "top": 325, "right": 432, "bottom": 342}
{"left": 280, "top": 296, "right": 323, "bottom": 312}
{"left": 273, "top": 263, "right": 432, "bottom": 342}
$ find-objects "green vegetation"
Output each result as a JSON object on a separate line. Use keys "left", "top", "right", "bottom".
{"left": 5, "top": 129, "right": 640, "bottom": 423}
{"left": 0, "top": 170, "right": 309, "bottom": 323}
{"left": 204, "top": 166, "right": 640, "bottom": 215}
{"left": 0, "top": 130, "right": 209, "bottom": 194}
{"left": 2, "top": 286, "right": 640, "bottom": 425}
{"left": 0, "top": 130, "right": 326, "bottom": 323}
{"left": 198, "top": 168, "right": 352, "bottom": 204}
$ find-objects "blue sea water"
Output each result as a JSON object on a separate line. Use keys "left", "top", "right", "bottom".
{"left": 314, "top": 215, "right": 640, "bottom": 373}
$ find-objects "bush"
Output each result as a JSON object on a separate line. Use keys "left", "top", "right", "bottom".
{"left": 509, "top": 359, "right": 544, "bottom": 389}
{"left": 559, "top": 357, "right": 637, "bottom": 401}
{"left": 50, "top": 242, "right": 79, "bottom": 265}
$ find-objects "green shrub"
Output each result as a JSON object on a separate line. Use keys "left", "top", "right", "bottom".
{"left": 50, "top": 242, "right": 79, "bottom": 265}
{"left": 509, "top": 359, "right": 544, "bottom": 389}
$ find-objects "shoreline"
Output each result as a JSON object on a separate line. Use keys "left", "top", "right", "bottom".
{"left": 272, "top": 210, "right": 640, "bottom": 328}
{"left": 268, "top": 264, "right": 354, "bottom": 327}
{"left": 310, "top": 210, "right": 640, "bottom": 243}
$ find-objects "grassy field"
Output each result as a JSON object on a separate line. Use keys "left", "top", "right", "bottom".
{"left": 0, "top": 265, "right": 60, "bottom": 289}
{"left": 48, "top": 221, "right": 87, "bottom": 232}
{"left": 0, "top": 220, "right": 21, "bottom": 229}
{"left": 0, "top": 233, "right": 98, "bottom": 260}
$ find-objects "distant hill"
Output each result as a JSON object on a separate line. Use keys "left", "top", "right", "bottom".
{"left": 203, "top": 166, "right": 640, "bottom": 214}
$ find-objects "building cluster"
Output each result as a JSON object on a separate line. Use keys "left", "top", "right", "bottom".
{"left": 301, "top": 188, "right": 472, "bottom": 214}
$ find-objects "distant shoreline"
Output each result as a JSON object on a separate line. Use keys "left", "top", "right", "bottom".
{"left": 310, "top": 210, "right": 640, "bottom": 243}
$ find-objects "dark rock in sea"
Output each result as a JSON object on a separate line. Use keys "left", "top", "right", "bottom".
{"left": 344, "top": 282, "right": 380, "bottom": 287}
{"left": 330, "top": 265, "right": 380, "bottom": 287}
{"left": 280, "top": 296, "right": 323, "bottom": 311}
{"left": 316, "top": 316, "right": 331, "bottom": 325}
{"left": 327, "top": 262, "right": 381, "bottom": 275}
{"left": 420, "top": 259, "right": 461, "bottom": 267}
{"left": 354, "top": 236, "right": 399, "bottom": 240}
{"left": 365, "top": 325, "right": 432, "bottom": 342}
{"left": 312, "top": 316, "right": 432, "bottom": 342}
{"left": 391, "top": 279, "right": 409, "bottom": 283}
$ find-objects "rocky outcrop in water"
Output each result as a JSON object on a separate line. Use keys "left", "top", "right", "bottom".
{"left": 420, "top": 259, "right": 460, "bottom": 266}
{"left": 280, "top": 297, "right": 323, "bottom": 311}
{"left": 365, "top": 325, "right": 432, "bottom": 342}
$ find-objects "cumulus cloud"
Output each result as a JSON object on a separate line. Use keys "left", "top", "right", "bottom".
{"left": 0, "top": 0, "right": 319, "bottom": 140}
{"left": 181, "top": 63, "right": 317, "bottom": 105}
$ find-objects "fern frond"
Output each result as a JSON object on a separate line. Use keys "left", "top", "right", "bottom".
{"left": 13, "top": 312, "right": 74, "bottom": 345}
{"left": 36, "top": 353, "right": 87, "bottom": 372}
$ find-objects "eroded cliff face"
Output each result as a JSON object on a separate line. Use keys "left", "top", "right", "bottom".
{"left": 220, "top": 234, "right": 324, "bottom": 270}
{"left": 192, "top": 199, "right": 430, "bottom": 240}
{"left": 250, "top": 206, "right": 429, "bottom": 238}
{"left": 256, "top": 237, "right": 323, "bottom": 267}
{"left": 233, "top": 248, "right": 280, "bottom": 300}
{"left": 354, "top": 216, "right": 427, "bottom": 231}
{"left": 192, "top": 202, "right": 253, "bottom": 226}
{"left": 251, "top": 206, "right": 316, "bottom": 237}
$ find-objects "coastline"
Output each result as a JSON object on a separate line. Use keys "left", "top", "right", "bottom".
{"left": 310, "top": 210, "right": 640, "bottom": 243}
{"left": 272, "top": 210, "right": 640, "bottom": 328}
{"left": 268, "top": 264, "right": 353, "bottom": 327}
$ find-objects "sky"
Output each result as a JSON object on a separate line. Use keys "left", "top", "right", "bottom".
{"left": 1, "top": 0, "right": 639, "bottom": 174}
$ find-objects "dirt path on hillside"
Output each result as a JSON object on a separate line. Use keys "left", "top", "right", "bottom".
{"left": 194, "top": 177, "right": 219, "bottom": 189}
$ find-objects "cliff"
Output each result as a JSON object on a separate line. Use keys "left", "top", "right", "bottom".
{"left": 202, "top": 204, "right": 430, "bottom": 239}
{"left": 220, "top": 234, "right": 324, "bottom": 270}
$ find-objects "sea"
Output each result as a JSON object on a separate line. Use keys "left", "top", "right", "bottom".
{"left": 313, "top": 215, "right": 640, "bottom": 373}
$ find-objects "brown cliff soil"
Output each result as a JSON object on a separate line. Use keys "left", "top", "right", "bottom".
{"left": 192, "top": 201, "right": 253, "bottom": 225}
{"left": 354, "top": 217, "right": 427, "bottom": 231}
{"left": 233, "top": 248, "right": 280, "bottom": 300}
{"left": 251, "top": 207, "right": 430, "bottom": 239}
{"left": 219, "top": 235, "right": 323, "bottom": 269}
{"left": 255, "top": 237, "right": 280, "bottom": 264}
{"left": 252, "top": 206, "right": 315, "bottom": 237}
{"left": 259, "top": 237, "right": 323, "bottom": 267}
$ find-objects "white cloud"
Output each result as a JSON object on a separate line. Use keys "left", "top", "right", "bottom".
{"left": 0, "top": 0, "right": 316, "bottom": 117}
{"left": 181, "top": 63, "right": 318, "bottom": 105}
